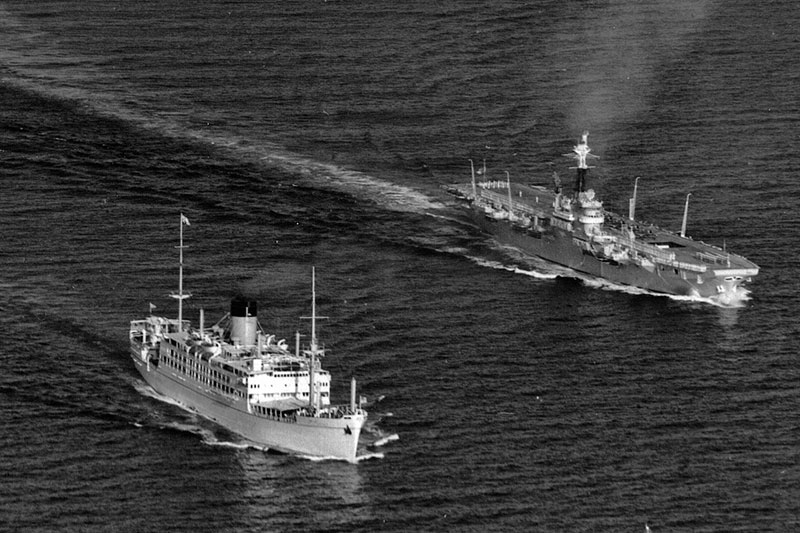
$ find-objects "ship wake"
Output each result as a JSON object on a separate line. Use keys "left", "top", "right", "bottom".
{"left": 132, "top": 380, "right": 185, "bottom": 408}
{"left": 1, "top": 73, "right": 446, "bottom": 216}
{"left": 467, "top": 256, "right": 560, "bottom": 281}
{"left": 462, "top": 243, "right": 571, "bottom": 281}
{"left": 132, "top": 381, "right": 257, "bottom": 449}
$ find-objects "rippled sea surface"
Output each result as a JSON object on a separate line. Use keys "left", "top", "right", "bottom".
{"left": 1, "top": 1, "right": 798, "bottom": 531}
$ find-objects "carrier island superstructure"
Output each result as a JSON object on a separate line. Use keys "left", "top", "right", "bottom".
{"left": 445, "top": 132, "right": 759, "bottom": 302}
{"left": 129, "top": 217, "right": 366, "bottom": 461}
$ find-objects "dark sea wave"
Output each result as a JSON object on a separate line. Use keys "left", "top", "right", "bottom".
{"left": 1, "top": 1, "right": 798, "bottom": 531}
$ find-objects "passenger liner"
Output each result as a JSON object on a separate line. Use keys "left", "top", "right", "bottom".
{"left": 446, "top": 133, "right": 759, "bottom": 302}
{"left": 129, "top": 216, "right": 366, "bottom": 462}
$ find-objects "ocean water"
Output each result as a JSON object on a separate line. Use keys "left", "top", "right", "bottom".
{"left": 1, "top": 1, "right": 798, "bottom": 531}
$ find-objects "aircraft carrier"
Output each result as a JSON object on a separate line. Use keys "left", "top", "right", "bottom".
{"left": 445, "top": 133, "right": 759, "bottom": 303}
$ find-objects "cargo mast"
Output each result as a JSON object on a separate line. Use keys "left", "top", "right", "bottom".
{"left": 171, "top": 214, "right": 192, "bottom": 328}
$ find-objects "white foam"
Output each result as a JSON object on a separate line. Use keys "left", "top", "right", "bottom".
{"left": 298, "top": 454, "right": 339, "bottom": 462}
{"left": 355, "top": 452, "right": 385, "bottom": 462}
{"left": 466, "top": 255, "right": 559, "bottom": 280}
{"left": 159, "top": 421, "right": 218, "bottom": 445}
{"left": 359, "top": 395, "right": 386, "bottom": 408}
{"left": 709, "top": 287, "right": 751, "bottom": 309}
{"left": 204, "top": 439, "right": 252, "bottom": 450}
{"left": 296, "top": 453, "right": 382, "bottom": 464}
{"left": 156, "top": 418, "right": 265, "bottom": 451}
{"left": 582, "top": 273, "right": 751, "bottom": 308}
{"left": 132, "top": 381, "right": 186, "bottom": 410}
{"left": 372, "top": 434, "right": 400, "bottom": 447}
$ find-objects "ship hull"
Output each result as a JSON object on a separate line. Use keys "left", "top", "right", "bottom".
{"left": 130, "top": 349, "right": 364, "bottom": 462}
{"left": 467, "top": 206, "right": 733, "bottom": 299}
